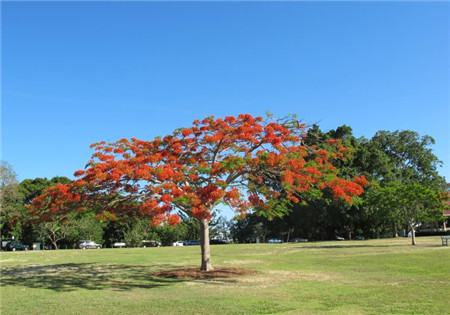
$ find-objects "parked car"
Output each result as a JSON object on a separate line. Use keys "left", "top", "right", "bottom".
{"left": 354, "top": 236, "right": 365, "bottom": 240}
{"left": 113, "top": 242, "right": 126, "bottom": 248}
{"left": 172, "top": 241, "right": 184, "bottom": 246}
{"left": 267, "top": 238, "right": 283, "bottom": 244}
{"left": 183, "top": 240, "right": 200, "bottom": 246}
{"left": 142, "top": 240, "right": 161, "bottom": 247}
{"left": 290, "top": 238, "right": 308, "bottom": 243}
{"left": 4, "top": 240, "right": 28, "bottom": 251}
{"left": 1, "top": 239, "right": 11, "bottom": 250}
{"left": 79, "top": 240, "right": 102, "bottom": 249}
{"left": 335, "top": 236, "right": 345, "bottom": 241}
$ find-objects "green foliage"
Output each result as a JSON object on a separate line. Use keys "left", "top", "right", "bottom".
{"left": 180, "top": 215, "right": 201, "bottom": 240}
{"left": 357, "top": 130, "right": 445, "bottom": 188}
{"left": 34, "top": 212, "right": 104, "bottom": 249}
{"left": 221, "top": 156, "right": 245, "bottom": 170}
{"left": 35, "top": 218, "right": 72, "bottom": 249}
{"left": 123, "top": 219, "right": 156, "bottom": 247}
{"left": 367, "top": 181, "right": 443, "bottom": 227}
{"left": 231, "top": 215, "right": 268, "bottom": 243}
{"left": 254, "top": 198, "right": 291, "bottom": 220}
{"left": 1, "top": 162, "right": 24, "bottom": 239}
{"left": 65, "top": 213, "right": 105, "bottom": 245}
{"left": 155, "top": 224, "right": 186, "bottom": 246}
{"left": 17, "top": 176, "right": 72, "bottom": 246}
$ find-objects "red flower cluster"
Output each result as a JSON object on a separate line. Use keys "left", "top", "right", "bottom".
{"left": 325, "top": 177, "right": 368, "bottom": 203}
{"left": 30, "top": 114, "right": 368, "bottom": 226}
{"left": 29, "top": 183, "right": 82, "bottom": 220}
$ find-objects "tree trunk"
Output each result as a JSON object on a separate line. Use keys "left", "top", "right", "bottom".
{"left": 51, "top": 239, "right": 58, "bottom": 250}
{"left": 410, "top": 225, "right": 416, "bottom": 246}
{"left": 49, "top": 231, "right": 59, "bottom": 249}
{"left": 286, "top": 228, "right": 293, "bottom": 243}
{"left": 199, "top": 219, "right": 213, "bottom": 271}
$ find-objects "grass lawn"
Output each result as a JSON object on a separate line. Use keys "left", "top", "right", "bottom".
{"left": 1, "top": 236, "right": 449, "bottom": 315}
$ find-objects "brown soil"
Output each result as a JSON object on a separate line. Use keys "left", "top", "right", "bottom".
{"left": 153, "top": 267, "right": 256, "bottom": 280}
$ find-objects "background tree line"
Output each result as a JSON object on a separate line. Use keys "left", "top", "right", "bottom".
{"left": 232, "top": 126, "right": 447, "bottom": 244}
{"left": 1, "top": 126, "right": 447, "bottom": 248}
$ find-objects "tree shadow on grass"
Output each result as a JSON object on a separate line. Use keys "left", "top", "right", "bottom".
{"left": 0, "top": 263, "right": 250, "bottom": 292}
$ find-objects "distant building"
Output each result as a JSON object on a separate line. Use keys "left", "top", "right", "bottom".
{"left": 443, "top": 183, "right": 450, "bottom": 231}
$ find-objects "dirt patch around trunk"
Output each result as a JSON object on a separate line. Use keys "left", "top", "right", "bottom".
{"left": 153, "top": 267, "right": 256, "bottom": 280}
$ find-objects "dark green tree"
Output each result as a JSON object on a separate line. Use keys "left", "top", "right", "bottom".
{"left": 357, "top": 130, "right": 445, "bottom": 188}
{"left": 366, "top": 182, "right": 443, "bottom": 245}
{"left": 65, "top": 213, "right": 105, "bottom": 248}
{"left": 19, "top": 176, "right": 71, "bottom": 245}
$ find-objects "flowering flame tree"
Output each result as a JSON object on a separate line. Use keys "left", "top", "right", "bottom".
{"left": 31, "top": 114, "right": 367, "bottom": 271}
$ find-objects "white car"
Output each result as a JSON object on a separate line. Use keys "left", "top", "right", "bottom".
{"left": 79, "top": 240, "right": 102, "bottom": 249}
{"left": 172, "top": 241, "right": 184, "bottom": 247}
{"left": 113, "top": 242, "right": 126, "bottom": 248}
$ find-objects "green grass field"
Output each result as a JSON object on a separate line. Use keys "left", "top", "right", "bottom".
{"left": 1, "top": 237, "right": 449, "bottom": 315}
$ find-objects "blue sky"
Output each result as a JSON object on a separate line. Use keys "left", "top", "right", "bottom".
{"left": 2, "top": 2, "right": 449, "bottom": 184}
